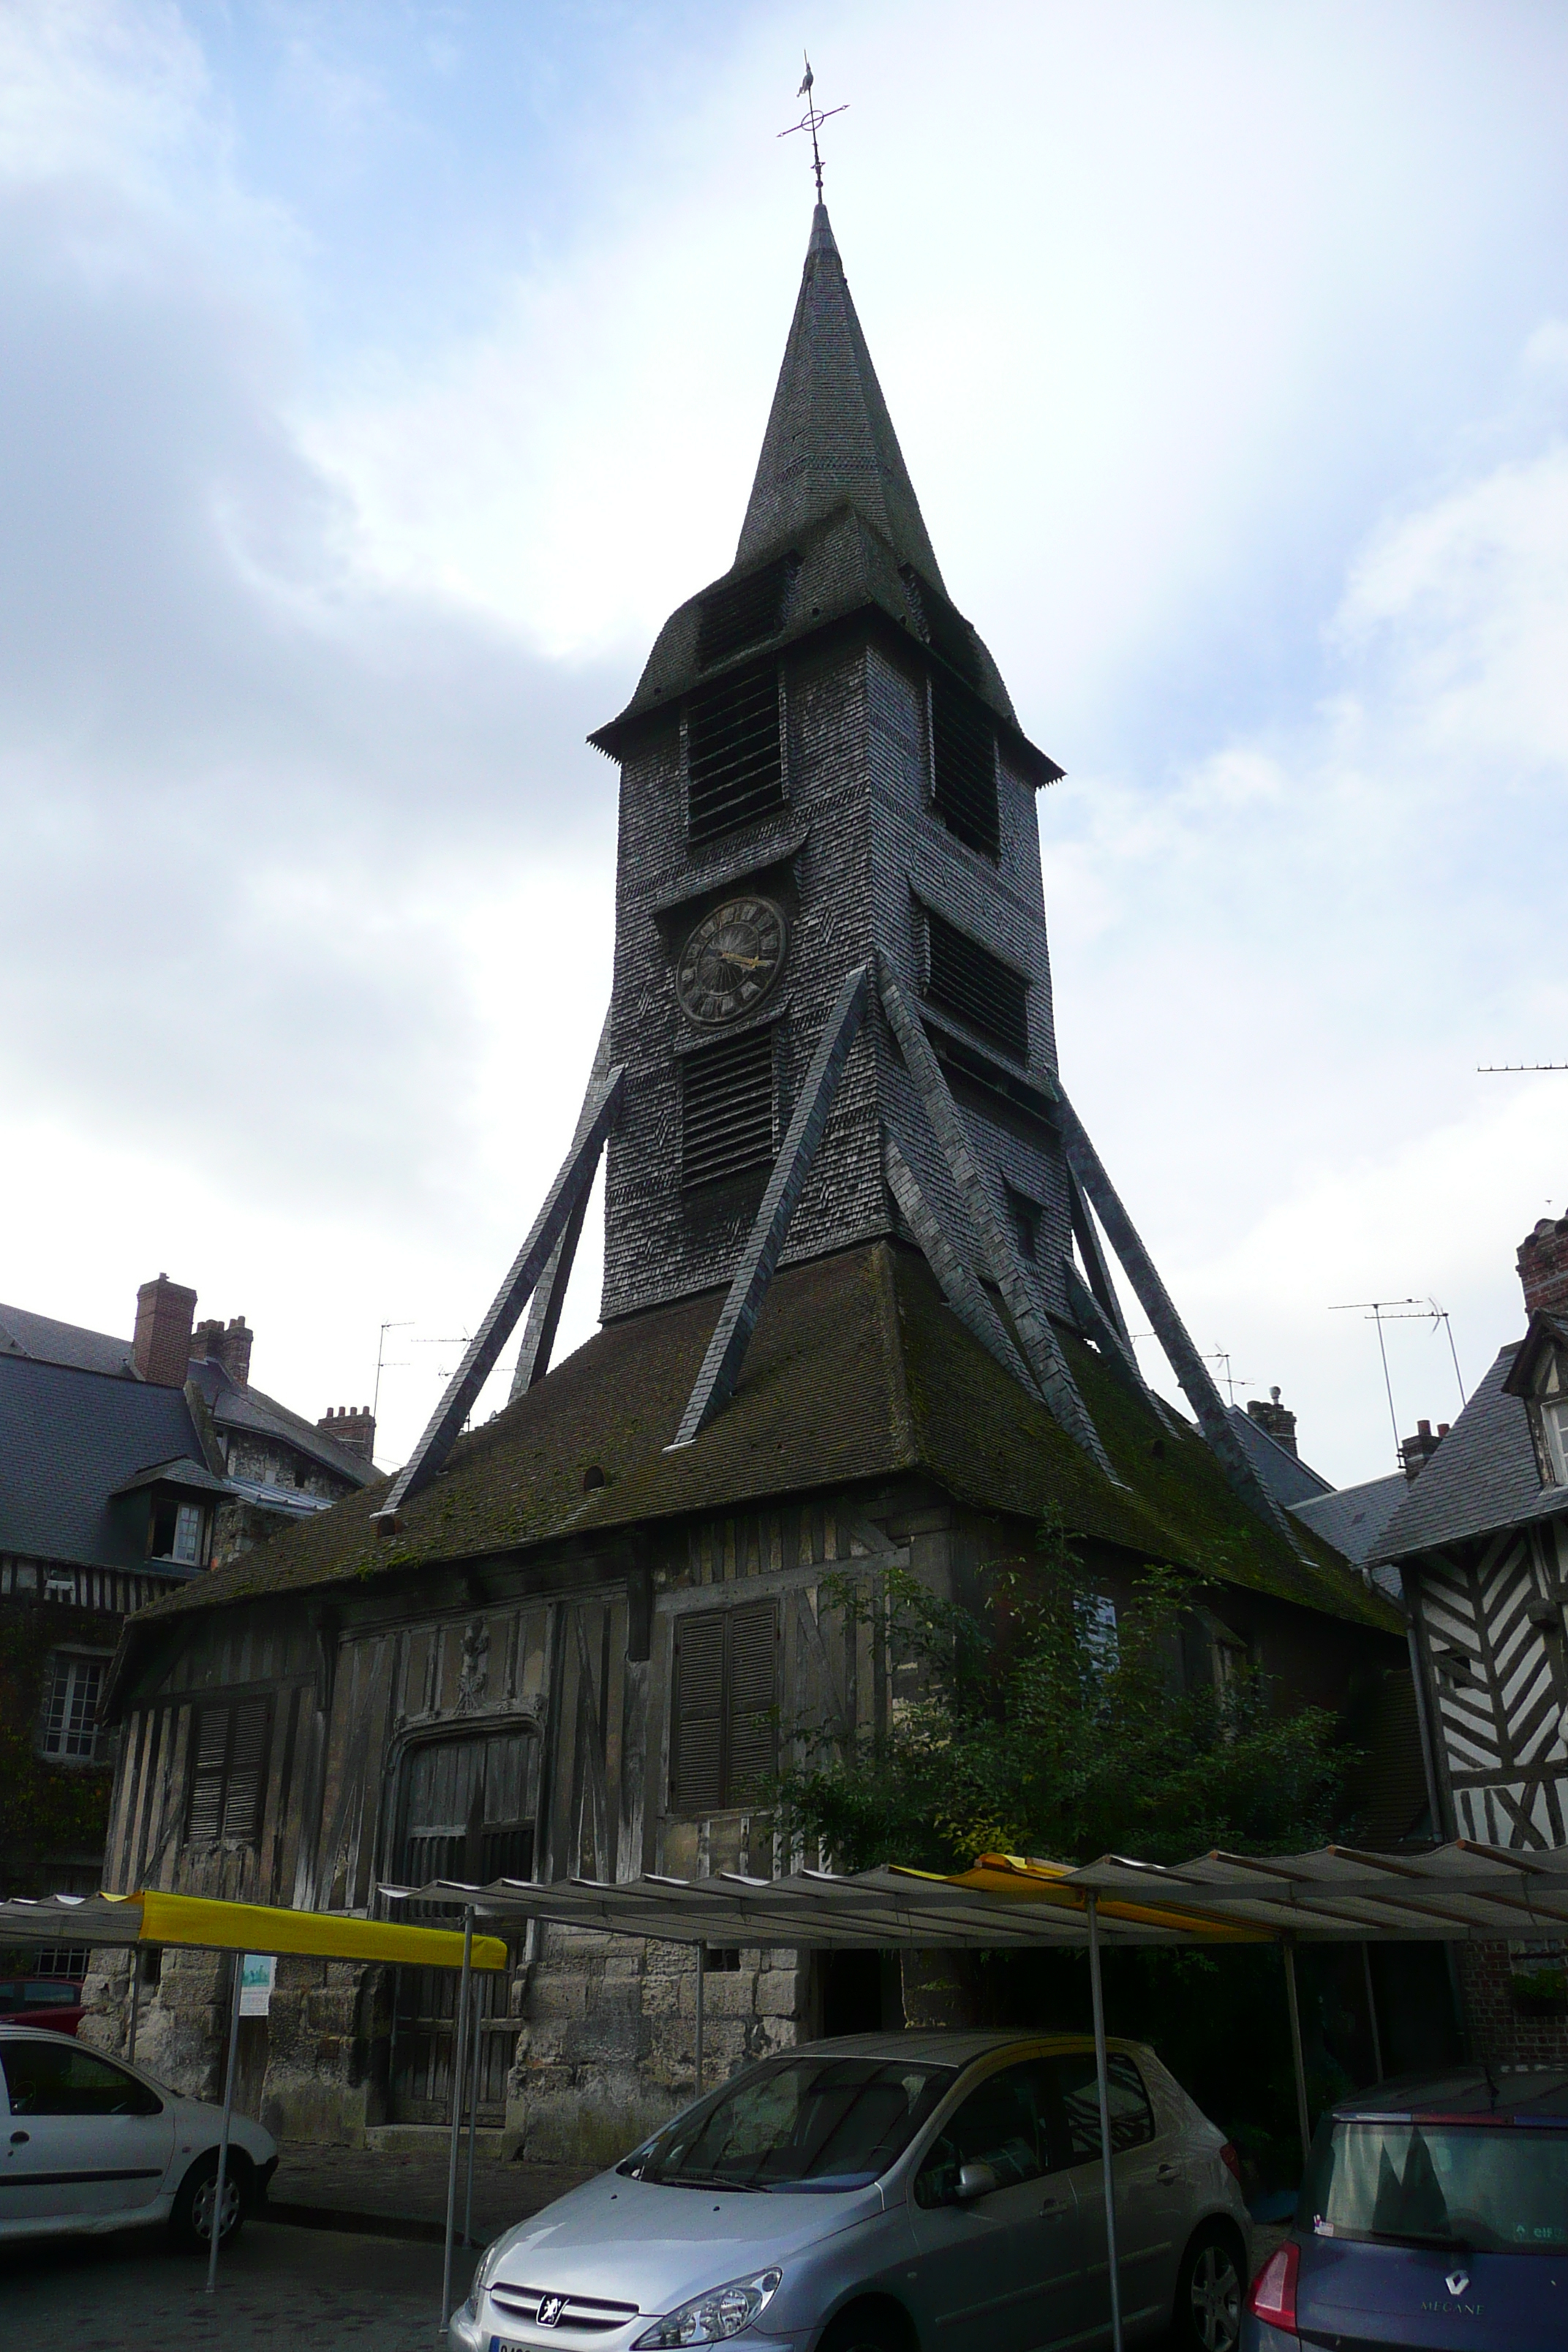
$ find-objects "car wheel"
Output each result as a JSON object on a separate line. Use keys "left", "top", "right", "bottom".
{"left": 1172, "top": 2223, "right": 1245, "bottom": 2352}
{"left": 815, "top": 2304, "right": 910, "bottom": 2352}
{"left": 169, "top": 2149, "right": 251, "bottom": 2254}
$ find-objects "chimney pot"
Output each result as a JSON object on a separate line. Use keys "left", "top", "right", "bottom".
{"left": 1245, "top": 1389, "right": 1299, "bottom": 1458}
{"left": 134, "top": 1275, "right": 197, "bottom": 1387}
{"left": 317, "top": 1403, "right": 376, "bottom": 1466}
{"left": 1401, "top": 1420, "right": 1447, "bottom": 1482}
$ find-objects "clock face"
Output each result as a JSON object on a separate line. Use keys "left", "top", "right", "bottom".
{"left": 676, "top": 895, "right": 788, "bottom": 1025}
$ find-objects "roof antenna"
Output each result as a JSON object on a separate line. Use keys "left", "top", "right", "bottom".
{"left": 779, "top": 53, "right": 847, "bottom": 200}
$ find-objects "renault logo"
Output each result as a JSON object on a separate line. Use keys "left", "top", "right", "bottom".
{"left": 1444, "top": 2271, "right": 1470, "bottom": 2299}
{"left": 538, "top": 2296, "right": 567, "bottom": 2327}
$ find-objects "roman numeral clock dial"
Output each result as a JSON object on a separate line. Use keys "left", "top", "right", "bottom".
{"left": 675, "top": 896, "right": 788, "bottom": 1025}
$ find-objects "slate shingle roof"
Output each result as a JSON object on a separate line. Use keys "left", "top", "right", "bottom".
{"left": 1225, "top": 1405, "right": 1333, "bottom": 1508}
{"left": 0, "top": 1302, "right": 137, "bottom": 1381}
{"left": 1292, "top": 1473, "right": 1411, "bottom": 1577}
{"left": 184, "top": 1357, "right": 374, "bottom": 1489}
{"left": 0, "top": 1355, "right": 208, "bottom": 1572}
{"left": 121, "top": 1240, "right": 1398, "bottom": 1639}
{"left": 1374, "top": 1342, "right": 1565, "bottom": 1560}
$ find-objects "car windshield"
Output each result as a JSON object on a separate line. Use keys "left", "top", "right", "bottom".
{"left": 1302, "top": 2119, "right": 1568, "bottom": 2255}
{"left": 628, "top": 2056, "right": 956, "bottom": 2192}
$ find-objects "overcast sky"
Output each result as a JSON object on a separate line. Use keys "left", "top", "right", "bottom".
{"left": 4, "top": 1, "right": 1567, "bottom": 1487}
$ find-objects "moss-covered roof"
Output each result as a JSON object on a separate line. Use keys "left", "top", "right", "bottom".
{"left": 126, "top": 1241, "right": 1398, "bottom": 1636}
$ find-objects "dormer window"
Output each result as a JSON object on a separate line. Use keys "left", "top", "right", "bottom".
{"left": 148, "top": 1493, "right": 209, "bottom": 1566}
{"left": 1505, "top": 1319, "right": 1568, "bottom": 1488}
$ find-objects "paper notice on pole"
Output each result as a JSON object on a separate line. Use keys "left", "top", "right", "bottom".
{"left": 238, "top": 1952, "right": 276, "bottom": 2016}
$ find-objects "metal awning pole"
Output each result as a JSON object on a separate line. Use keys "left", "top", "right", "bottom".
{"left": 693, "top": 1943, "right": 704, "bottom": 2095}
{"left": 463, "top": 1980, "right": 483, "bottom": 2250}
{"left": 1282, "top": 1935, "right": 1311, "bottom": 2168}
{"left": 441, "top": 1911, "right": 475, "bottom": 2336}
{"left": 205, "top": 1949, "right": 245, "bottom": 2295}
{"left": 1360, "top": 1942, "right": 1384, "bottom": 2083}
{"left": 127, "top": 1950, "right": 141, "bottom": 2062}
{"left": 1086, "top": 1895, "right": 1124, "bottom": 2352}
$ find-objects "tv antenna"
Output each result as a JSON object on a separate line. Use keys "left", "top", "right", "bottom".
{"left": 1478, "top": 1062, "right": 1568, "bottom": 1072}
{"left": 1199, "top": 1346, "right": 1250, "bottom": 1408}
{"left": 372, "top": 1319, "right": 413, "bottom": 1425}
{"left": 1329, "top": 1296, "right": 1430, "bottom": 1466}
{"left": 779, "top": 55, "right": 847, "bottom": 199}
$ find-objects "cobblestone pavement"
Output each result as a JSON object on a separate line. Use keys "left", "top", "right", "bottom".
{"left": 0, "top": 2217, "right": 468, "bottom": 2349}
{"left": 268, "top": 2144, "right": 595, "bottom": 2244}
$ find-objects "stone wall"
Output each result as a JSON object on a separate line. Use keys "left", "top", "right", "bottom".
{"left": 1458, "top": 1938, "right": 1568, "bottom": 2070}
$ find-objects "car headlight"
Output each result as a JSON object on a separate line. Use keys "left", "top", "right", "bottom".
{"left": 633, "top": 2269, "right": 783, "bottom": 2347}
{"left": 461, "top": 2235, "right": 510, "bottom": 2320}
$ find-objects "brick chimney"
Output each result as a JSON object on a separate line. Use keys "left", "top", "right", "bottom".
{"left": 1245, "top": 1385, "right": 1298, "bottom": 1458}
{"left": 133, "top": 1274, "right": 197, "bottom": 1387}
{"left": 1400, "top": 1417, "right": 1450, "bottom": 1482}
{"left": 1518, "top": 1213, "right": 1568, "bottom": 1319}
{"left": 317, "top": 1405, "right": 375, "bottom": 1465}
{"left": 190, "top": 1313, "right": 252, "bottom": 1387}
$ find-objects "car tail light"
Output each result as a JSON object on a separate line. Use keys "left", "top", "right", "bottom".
{"left": 1248, "top": 2242, "right": 1299, "bottom": 2335}
{"left": 1219, "top": 2141, "right": 1243, "bottom": 2186}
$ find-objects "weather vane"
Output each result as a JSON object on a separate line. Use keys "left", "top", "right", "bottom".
{"left": 779, "top": 54, "right": 847, "bottom": 200}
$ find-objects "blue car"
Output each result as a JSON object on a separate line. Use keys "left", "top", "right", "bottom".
{"left": 1245, "top": 2069, "right": 1568, "bottom": 2351}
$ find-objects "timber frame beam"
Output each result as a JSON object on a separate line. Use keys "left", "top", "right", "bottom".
{"left": 374, "top": 1058, "right": 626, "bottom": 1528}
{"left": 510, "top": 1011, "right": 614, "bottom": 1402}
{"left": 668, "top": 961, "right": 872, "bottom": 1450}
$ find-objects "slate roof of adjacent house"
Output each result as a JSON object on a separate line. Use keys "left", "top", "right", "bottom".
{"left": 0, "top": 1355, "right": 208, "bottom": 1575}
{"left": 1373, "top": 1341, "right": 1566, "bottom": 1560}
{"left": 1293, "top": 1473, "right": 1411, "bottom": 1581}
{"left": 589, "top": 208, "right": 1060, "bottom": 787}
{"left": 0, "top": 1302, "right": 138, "bottom": 1381}
{"left": 1225, "top": 1406, "right": 1334, "bottom": 1509}
{"left": 116, "top": 1240, "right": 1399, "bottom": 1657}
{"left": 184, "top": 1357, "right": 375, "bottom": 1490}
{"left": 109, "top": 1455, "right": 231, "bottom": 1500}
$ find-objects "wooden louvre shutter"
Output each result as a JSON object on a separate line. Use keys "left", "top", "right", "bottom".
{"left": 186, "top": 1705, "right": 229, "bottom": 1843}
{"left": 726, "top": 1599, "right": 778, "bottom": 1803}
{"left": 671, "top": 1610, "right": 726, "bottom": 1811}
{"left": 222, "top": 1699, "right": 271, "bottom": 1844}
{"left": 671, "top": 1601, "right": 777, "bottom": 1810}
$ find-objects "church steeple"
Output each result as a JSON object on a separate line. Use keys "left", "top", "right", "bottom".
{"left": 736, "top": 204, "right": 944, "bottom": 587}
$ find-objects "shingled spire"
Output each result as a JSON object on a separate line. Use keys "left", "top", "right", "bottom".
{"left": 735, "top": 204, "right": 944, "bottom": 587}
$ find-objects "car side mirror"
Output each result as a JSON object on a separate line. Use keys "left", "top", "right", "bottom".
{"left": 955, "top": 2161, "right": 999, "bottom": 2204}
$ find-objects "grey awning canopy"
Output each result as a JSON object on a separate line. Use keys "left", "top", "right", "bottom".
{"left": 387, "top": 1839, "right": 1568, "bottom": 1948}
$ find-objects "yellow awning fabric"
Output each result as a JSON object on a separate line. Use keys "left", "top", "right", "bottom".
{"left": 132, "top": 1891, "right": 508, "bottom": 1970}
{"left": 0, "top": 1890, "right": 505, "bottom": 1970}
{"left": 892, "top": 1855, "right": 1270, "bottom": 1944}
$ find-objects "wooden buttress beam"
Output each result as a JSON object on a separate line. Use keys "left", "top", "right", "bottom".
{"left": 669, "top": 962, "right": 871, "bottom": 1450}
{"left": 373, "top": 1063, "right": 626, "bottom": 1526}
{"left": 510, "top": 1012, "right": 614, "bottom": 1402}
{"left": 885, "top": 1135, "right": 1039, "bottom": 1394}
{"left": 1054, "top": 1086, "right": 1300, "bottom": 1542}
{"left": 1068, "top": 1169, "right": 1133, "bottom": 1350}
{"left": 876, "top": 957, "right": 1117, "bottom": 1482}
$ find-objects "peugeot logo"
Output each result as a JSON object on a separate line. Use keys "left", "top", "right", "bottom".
{"left": 1444, "top": 2271, "right": 1470, "bottom": 2299}
{"left": 537, "top": 2296, "right": 567, "bottom": 2328}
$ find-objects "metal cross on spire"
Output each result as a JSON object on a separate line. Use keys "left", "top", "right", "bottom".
{"left": 779, "top": 53, "right": 847, "bottom": 199}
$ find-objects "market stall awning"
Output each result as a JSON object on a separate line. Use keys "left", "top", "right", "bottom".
{"left": 390, "top": 1837, "right": 1568, "bottom": 1948}
{"left": 0, "top": 1888, "right": 507, "bottom": 1970}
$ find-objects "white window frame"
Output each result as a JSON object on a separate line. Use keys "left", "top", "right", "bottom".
{"left": 38, "top": 1651, "right": 111, "bottom": 1763}
{"left": 1542, "top": 1397, "right": 1568, "bottom": 1486}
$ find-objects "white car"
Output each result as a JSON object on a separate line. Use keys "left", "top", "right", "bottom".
{"left": 0, "top": 2022, "right": 277, "bottom": 2249}
{"left": 452, "top": 2030, "right": 1252, "bottom": 2352}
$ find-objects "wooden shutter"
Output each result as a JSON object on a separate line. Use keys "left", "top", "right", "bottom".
{"left": 727, "top": 1600, "right": 777, "bottom": 1802}
{"left": 671, "top": 1601, "right": 777, "bottom": 1810}
{"left": 671, "top": 1610, "right": 726, "bottom": 1810}
{"left": 222, "top": 1700, "right": 271, "bottom": 1843}
{"left": 186, "top": 1705, "right": 229, "bottom": 1843}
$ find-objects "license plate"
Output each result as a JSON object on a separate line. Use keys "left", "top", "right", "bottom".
{"left": 490, "top": 2340, "right": 531, "bottom": 2352}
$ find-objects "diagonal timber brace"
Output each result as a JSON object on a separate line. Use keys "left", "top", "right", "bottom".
{"left": 1054, "top": 1086, "right": 1302, "bottom": 1544}
{"left": 876, "top": 957, "right": 1117, "bottom": 1482}
{"left": 886, "top": 1136, "right": 1039, "bottom": 1393}
{"left": 373, "top": 1061, "right": 626, "bottom": 1527}
{"left": 670, "top": 962, "right": 871, "bottom": 1449}
{"left": 510, "top": 1011, "right": 614, "bottom": 1401}
{"left": 1068, "top": 1170, "right": 1133, "bottom": 1351}
{"left": 1062, "top": 1254, "right": 1177, "bottom": 1431}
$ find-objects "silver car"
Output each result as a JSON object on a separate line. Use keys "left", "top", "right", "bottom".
{"left": 0, "top": 2022, "right": 277, "bottom": 2250}
{"left": 451, "top": 2032, "right": 1251, "bottom": 2352}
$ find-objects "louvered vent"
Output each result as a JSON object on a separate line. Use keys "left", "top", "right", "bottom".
{"left": 695, "top": 556, "right": 795, "bottom": 670}
{"left": 925, "top": 909, "right": 1029, "bottom": 1063}
{"left": 681, "top": 1026, "right": 775, "bottom": 1188}
{"left": 687, "top": 662, "right": 784, "bottom": 845}
{"left": 671, "top": 1600, "right": 777, "bottom": 1812}
{"left": 930, "top": 675, "right": 1000, "bottom": 857}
